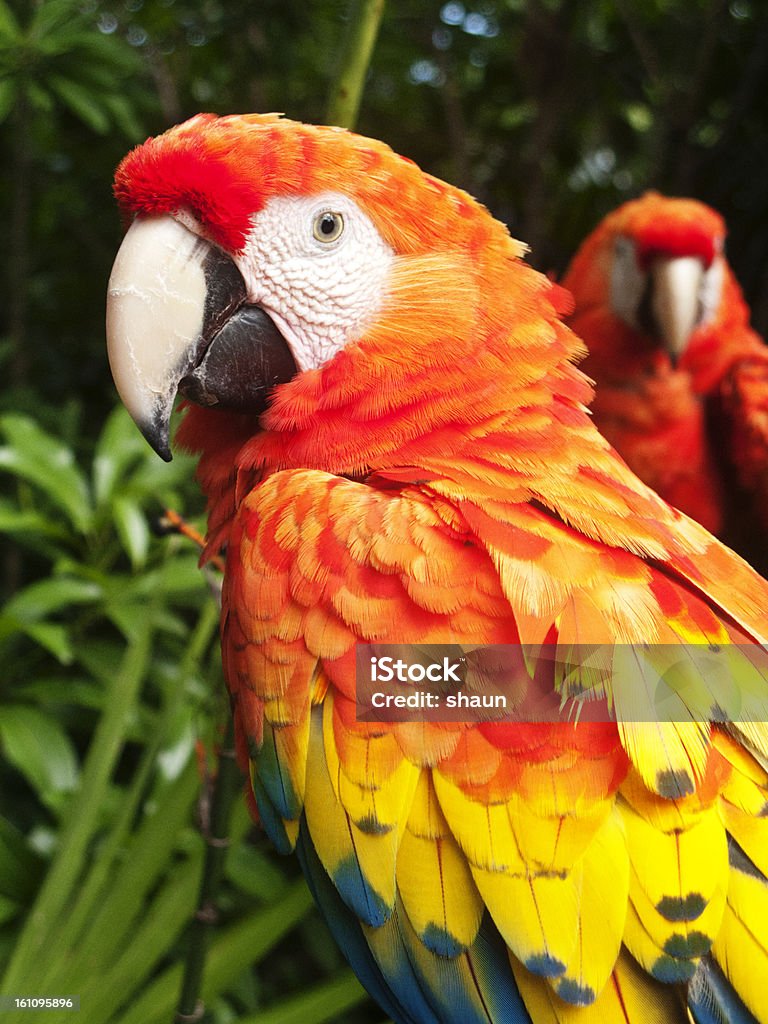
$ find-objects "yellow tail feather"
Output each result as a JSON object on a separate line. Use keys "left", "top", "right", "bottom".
{"left": 511, "top": 949, "right": 687, "bottom": 1022}
{"left": 712, "top": 865, "right": 768, "bottom": 1022}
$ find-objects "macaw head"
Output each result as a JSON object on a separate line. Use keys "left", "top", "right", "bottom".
{"left": 107, "top": 113, "right": 567, "bottom": 470}
{"left": 567, "top": 192, "right": 727, "bottom": 366}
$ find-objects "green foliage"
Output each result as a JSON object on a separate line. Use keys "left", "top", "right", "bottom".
{"left": 0, "top": 0, "right": 144, "bottom": 133}
{"left": 0, "top": 0, "right": 155, "bottom": 415}
{"left": 4, "top": 0, "right": 766, "bottom": 422}
{"left": 0, "top": 408, "right": 370, "bottom": 1022}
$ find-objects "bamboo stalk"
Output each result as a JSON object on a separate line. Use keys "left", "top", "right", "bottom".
{"left": 117, "top": 882, "right": 313, "bottom": 1024}
{"left": 175, "top": 716, "right": 242, "bottom": 1022}
{"left": 325, "top": 0, "right": 386, "bottom": 129}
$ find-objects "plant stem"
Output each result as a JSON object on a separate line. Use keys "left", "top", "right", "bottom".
{"left": 9, "top": 89, "right": 31, "bottom": 391}
{"left": 325, "top": 0, "right": 386, "bottom": 129}
{"left": 115, "top": 881, "right": 313, "bottom": 1024}
{"left": 3, "top": 91, "right": 32, "bottom": 600}
{"left": 175, "top": 715, "right": 243, "bottom": 1022}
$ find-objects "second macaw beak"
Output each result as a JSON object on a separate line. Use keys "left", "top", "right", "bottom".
{"left": 106, "top": 215, "right": 297, "bottom": 461}
{"left": 649, "top": 256, "right": 705, "bottom": 365}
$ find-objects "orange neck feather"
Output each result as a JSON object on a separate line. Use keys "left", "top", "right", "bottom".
{"left": 176, "top": 245, "right": 599, "bottom": 556}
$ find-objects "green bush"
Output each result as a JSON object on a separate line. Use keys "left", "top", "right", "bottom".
{"left": 0, "top": 407, "right": 369, "bottom": 1023}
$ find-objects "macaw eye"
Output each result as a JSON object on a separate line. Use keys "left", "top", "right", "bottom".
{"left": 312, "top": 211, "right": 344, "bottom": 243}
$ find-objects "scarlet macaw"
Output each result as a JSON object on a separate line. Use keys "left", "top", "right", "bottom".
{"left": 563, "top": 192, "right": 768, "bottom": 570}
{"left": 106, "top": 115, "right": 768, "bottom": 1023}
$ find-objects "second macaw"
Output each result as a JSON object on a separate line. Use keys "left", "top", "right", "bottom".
{"left": 106, "top": 117, "right": 768, "bottom": 1023}
{"left": 563, "top": 192, "right": 768, "bottom": 571}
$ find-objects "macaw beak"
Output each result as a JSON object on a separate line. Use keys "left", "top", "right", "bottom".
{"left": 649, "top": 256, "right": 705, "bottom": 364}
{"left": 106, "top": 215, "right": 297, "bottom": 461}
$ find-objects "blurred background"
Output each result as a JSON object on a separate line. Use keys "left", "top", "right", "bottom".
{"left": 0, "top": 1, "right": 766, "bottom": 1021}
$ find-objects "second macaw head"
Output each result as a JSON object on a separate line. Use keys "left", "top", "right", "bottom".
{"left": 564, "top": 192, "right": 729, "bottom": 368}
{"left": 107, "top": 113, "right": 575, "bottom": 472}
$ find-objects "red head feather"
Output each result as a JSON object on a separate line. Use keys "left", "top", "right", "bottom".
{"left": 114, "top": 112, "right": 527, "bottom": 263}
{"left": 604, "top": 191, "right": 725, "bottom": 269}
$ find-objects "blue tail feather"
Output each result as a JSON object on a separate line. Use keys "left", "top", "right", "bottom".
{"left": 297, "top": 817, "right": 532, "bottom": 1024}
{"left": 296, "top": 823, "right": 440, "bottom": 1024}
{"left": 254, "top": 721, "right": 302, "bottom": 819}
{"left": 397, "top": 904, "right": 533, "bottom": 1024}
{"left": 252, "top": 774, "right": 295, "bottom": 854}
{"left": 688, "top": 956, "right": 760, "bottom": 1024}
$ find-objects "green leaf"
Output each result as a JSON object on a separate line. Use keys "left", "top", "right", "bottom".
{"left": 225, "top": 843, "right": 289, "bottom": 902}
{"left": 112, "top": 497, "right": 151, "bottom": 569}
{"left": 29, "top": 0, "right": 85, "bottom": 39}
{"left": 101, "top": 91, "right": 145, "bottom": 140}
{"left": 12, "top": 677, "right": 105, "bottom": 711}
{"left": 126, "top": 470, "right": 202, "bottom": 513}
{"left": 238, "top": 971, "right": 367, "bottom": 1024}
{"left": 92, "top": 406, "right": 152, "bottom": 508}
{"left": 112, "top": 881, "right": 314, "bottom": 1024}
{"left": 49, "top": 762, "right": 201, "bottom": 996}
{"left": 25, "top": 80, "right": 54, "bottom": 114}
{"left": 0, "top": 499, "right": 72, "bottom": 544}
{"left": 0, "top": 0, "right": 20, "bottom": 43}
{"left": 3, "top": 576, "right": 102, "bottom": 623}
{"left": 74, "top": 639, "right": 130, "bottom": 685}
{"left": 48, "top": 74, "right": 111, "bottom": 133}
{"left": 0, "top": 705, "right": 79, "bottom": 805}
{"left": 0, "top": 414, "right": 92, "bottom": 534}
{"left": 102, "top": 558, "right": 210, "bottom": 614}
{"left": 0, "top": 574, "right": 102, "bottom": 660}
{"left": 34, "top": 29, "right": 88, "bottom": 58}
{"left": 13, "top": 620, "right": 74, "bottom": 664}
{"left": 78, "top": 856, "right": 203, "bottom": 1022}
{"left": 104, "top": 598, "right": 157, "bottom": 644}
{"left": 60, "top": 29, "right": 141, "bottom": 73}
{"left": 155, "top": 710, "right": 196, "bottom": 781}
{"left": 157, "top": 556, "right": 213, "bottom": 599}
{"left": 0, "top": 78, "right": 16, "bottom": 124}
{"left": 1, "top": 612, "right": 154, "bottom": 994}
{"left": 0, "top": 894, "right": 20, "bottom": 926}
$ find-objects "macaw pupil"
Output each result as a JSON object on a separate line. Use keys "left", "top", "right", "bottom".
{"left": 314, "top": 211, "right": 344, "bottom": 241}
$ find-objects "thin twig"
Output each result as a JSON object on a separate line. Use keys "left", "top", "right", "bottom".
{"left": 159, "top": 508, "right": 226, "bottom": 574}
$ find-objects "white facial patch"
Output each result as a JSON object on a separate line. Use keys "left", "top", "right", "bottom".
{"left": 610, "top": 236, "right": 646, "bottom": 328}
{"left": 610, "top": 235, "right": 725, "bottom": 336}
{"left": 234, "top": 192, "right": 395, "bottom": 371}
{"left": 698, "top": 253, "right": 724, "bottom": 327}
